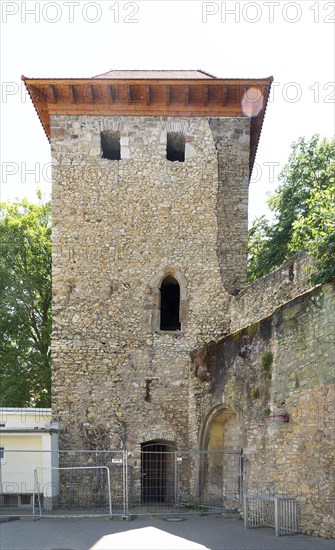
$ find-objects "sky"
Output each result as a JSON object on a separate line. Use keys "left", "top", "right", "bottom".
{"left": 1, "top": 0, "right": 334, "bottom": 224}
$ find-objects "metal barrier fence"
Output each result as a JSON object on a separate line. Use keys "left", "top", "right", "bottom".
{"left": 127, "top": 449, "right": 243, "bottom": 515}
{"left": 0, "top": 449, "right": 243, "bottom": 518}
{"left": 244, "top": 494, "right": 300, "bottom": 536}
{"left": 0, "top": 450, "right": 126, "bottom": 518}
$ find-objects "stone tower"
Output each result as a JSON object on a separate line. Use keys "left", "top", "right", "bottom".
{"left": 24, "top": 71, "right": 272, "bottom": 456}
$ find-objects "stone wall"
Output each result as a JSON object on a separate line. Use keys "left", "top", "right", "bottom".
{"left": 50, "top": 110, "right": 333, "bottom": 537}
{"left": 50, "top": 114, "right": 250, "bottom": 450}
{"left": 210, "top": 118, "right": 250, "bottom": 295}
{"left": 193, "top": 283, "right": 335, "bottom": 537}
{"left": 229, "top": 250, "right": 314, "bottom": 332}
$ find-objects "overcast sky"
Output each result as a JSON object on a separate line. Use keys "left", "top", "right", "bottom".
{"left": 1, "top": 0, "right": 334, "bottom": 224}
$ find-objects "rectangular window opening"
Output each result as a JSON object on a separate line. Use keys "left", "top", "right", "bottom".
{"left": 19, "top": 494, "right": 33, "bottom": 507}
{"left": 101, "top": 131, "right": 121, "bottom": 160}
{"left": 166, "top": 132, "right": 185, "bottom": 162}
{"left": 4, "top": 494, "right": 18, "bottom": 507}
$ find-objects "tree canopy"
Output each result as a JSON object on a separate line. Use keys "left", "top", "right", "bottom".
{"left": 248, "top": 135, "right": 335, "bottom": 283}
{"left": 0, "top": 194, "right": 52, "bottom": 407}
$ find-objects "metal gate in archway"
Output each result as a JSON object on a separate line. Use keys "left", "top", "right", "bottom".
{"left": 127, "top": 448, "right": 243, "bottom": 516}
{"left": 140, "top": 442, "right": 176, "bottom": 505}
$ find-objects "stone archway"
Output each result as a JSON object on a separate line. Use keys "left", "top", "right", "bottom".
{"left": 141, "top": 440, "right": 176, "bottom": 504}
{"left": 198, "top": 405, "right": 244, "bottom": 507}
{"left": 201, "top": 405, "right": 243, "bottom": 452}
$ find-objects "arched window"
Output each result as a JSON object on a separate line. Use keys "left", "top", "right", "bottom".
{"left": 101, "top": 131, "right": 121, "bottom": 160}
{"left": 160, "top": 275, "right": 181, "bottom": 331}
{"left": 149, "top": 268, "right": 188, "bottom": 333}
{"left": 166, "top": 132, "right": 185, "bottom": 162}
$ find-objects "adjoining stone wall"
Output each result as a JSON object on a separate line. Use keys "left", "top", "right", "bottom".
{"left": 51, "top": 114, "right": 250, "bottom": 451}
{"left": 230, "top": 250, "right": 314, "bottom": 332}
{"left": 192, "top": 283, "right": 335, "bottom": 538}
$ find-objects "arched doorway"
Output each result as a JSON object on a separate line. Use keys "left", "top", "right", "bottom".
{"left": 198, "top": 406, "right": 243, "bottom": 508}
{"left": 141, "top": 441, "right": 176, "bottom": 504}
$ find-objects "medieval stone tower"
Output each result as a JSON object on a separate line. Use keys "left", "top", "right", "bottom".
{"left": 24, "top": 70, "right": 272, "bottom": 452}
{"left": 23, "top": 71, "right": 334, "bottom": 534}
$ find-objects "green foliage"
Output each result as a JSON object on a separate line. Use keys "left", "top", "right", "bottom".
{"left": 0, "top": 196, "right": 51, "bottom": 407}
{"left": 248, "top": 135, "right": 335, "bottom": 283}
{"left": 248, "top": 215, "right": 276, "bottom": 282}
{"left": 232, "top": 329, "right": 243, "bottom": 341}
{"left": 247, "top": 322, "right": 259, "bottom": 339}
{"left": 261, "top": 351, "right": 273, "bottom": 371}
{"left": 250, "top": 387, "right": 260, "bottom": 399}
{"left": 290, "top": 185, "right": 335, "bottom": 284}
{"left": 263, "top": 407, "right": 271, "bottom": 417}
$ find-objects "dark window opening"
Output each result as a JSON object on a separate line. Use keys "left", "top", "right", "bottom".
{"left": 101, "top": 131, "right": 121, "bottom": 160}
{"left": 160, "top": 276, "right": 181, "bottom": 331}
{"left": 4, "top": 494, "right": 18, "bottom": 507}
{"left": 166, "top": 132, "right": 185, "bottom": 162}
{"left": 145, "top": 379, "right": 152, "bottom": 402}
{"left": 0, "top": 447, "right": 4, "bottom": 460}
{"left": 20, "top": 494, "right": 32, "bottom": 506}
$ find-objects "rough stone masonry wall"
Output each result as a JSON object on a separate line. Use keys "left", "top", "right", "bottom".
{"left": 192, "top": 283, "right": 334, "bottom": 537}
{"left": 210, "top": 118, "right": 250, "bottom": 295}
{"left": 50, "top": 114, "right": 250, "bottom": 451}
{"left": 230, "top": 250, "right": 314, "bottom": 332}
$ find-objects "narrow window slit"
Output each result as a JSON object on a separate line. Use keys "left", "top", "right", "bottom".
{"left": 145, "top": 379, "right": 152, "bottom": 402}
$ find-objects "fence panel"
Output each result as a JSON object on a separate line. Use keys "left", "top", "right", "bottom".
{"left": 0, "top": 450, "right": 126, "bottom": 518}
{"left": 1, "top": 449, "right": 243, "bottom": 518}
{"left": 37, "top": 450, "right": 126, "bottom": 518}
{"left": 127, "top": 449, "right": 243, "bottom": 516}
{"left": 244, "top": 494, "right": 300, "bottom": 536}
{"left": 196, "top": 450, "right": 243, "bottom": 511}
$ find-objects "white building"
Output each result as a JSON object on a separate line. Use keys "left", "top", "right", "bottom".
{"left": 0, "top": 408, "right": 58, "bottom": 510}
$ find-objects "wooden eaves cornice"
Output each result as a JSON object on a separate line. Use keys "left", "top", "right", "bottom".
{"left": 22, "top": 76, "right": 273, "bottom": 174}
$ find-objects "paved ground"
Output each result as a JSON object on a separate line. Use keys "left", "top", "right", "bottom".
{"left": 0, "top": 515, "right": 334, "bottom": 550}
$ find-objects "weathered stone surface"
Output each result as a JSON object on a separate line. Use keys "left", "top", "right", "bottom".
{"left": 51, "top": 114, "right": 250, "bottom": 452}
{"left": 230, "top": 251, "right": 315, "bottom": 332}
{"left": 193, "top": 283, "right": 335, "bottom": 538}
{"left": 50, "top": 112, "right": 334, "bottom": 538}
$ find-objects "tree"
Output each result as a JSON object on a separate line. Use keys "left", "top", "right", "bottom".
{"left": 248, "top": 135, "right": 335, "bottom": 283}
{"left": 0, "top": 194, "right": 51, "bottom": 407}
{"left": 290, "top": 185, "right": 335, "bottom": 284}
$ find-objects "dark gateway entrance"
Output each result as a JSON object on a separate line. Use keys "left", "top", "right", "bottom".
{"left": 141, "top": 442, "right": 175, "bottom": 504}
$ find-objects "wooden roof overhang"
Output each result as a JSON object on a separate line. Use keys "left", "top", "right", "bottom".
{"left": 23, "top": 76, "right": 273, "bottom": 174}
